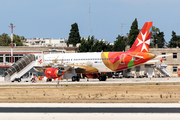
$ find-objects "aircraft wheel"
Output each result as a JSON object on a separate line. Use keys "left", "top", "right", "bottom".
{"left": 77, "top": 76, "right": 80, "bottom": 82}
{"left": 72, "top": 76, "right": 76, "bottom": 82}
{"left": 46, "top": 79, "right": 52, "bottom": 82}
{"left": 98, "top": 76, "right": 102, "bottom": 81}
{"left": 18, "top": 79, "right": 21, "bottom": 82}
{"left": 103, "top": 76, "right": 107, "bottom": 81}
{"left": 99, "top": 76, "right": 106, "bottom": 81}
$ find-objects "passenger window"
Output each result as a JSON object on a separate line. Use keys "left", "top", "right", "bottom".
{"left": 173, "top": 67, "right": 177, "bottom": 72}
{"left": 162, "top": 53, "right": 166, "bottom": 59}
{"left": 173, "top": 53, "right": 177, "bottom": 59}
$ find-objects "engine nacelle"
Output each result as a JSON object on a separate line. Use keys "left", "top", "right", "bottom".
{"left": 86, "top": 73, "right": 100, "bottom": 78}
{"left": 45, "top": 68, "right": 65, "bottom": 79}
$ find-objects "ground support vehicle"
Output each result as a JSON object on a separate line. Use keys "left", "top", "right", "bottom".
{"left": 136, "top": 71, "right": 148, "bottom": 78}
{"left": 112, "top": 72, "right": 123, "bottom": 79}
{"left": 11, "top": 72, "right": 38, "bottom": 82}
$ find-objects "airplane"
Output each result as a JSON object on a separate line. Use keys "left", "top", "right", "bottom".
{"left": 38, "top": 21, "right": 155, "bottom": 81}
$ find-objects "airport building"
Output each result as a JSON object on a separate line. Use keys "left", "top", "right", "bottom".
{"left": 0, "top": 46, "right": 78, "bottom": 75}
{"left": 22, "top": 38, "right": 68, "bottom": 47}
{"left": 126, "top": 47, "right": 180, "bottom": 78}
{"left": 0, "top": 45, "right": 179, "bottom": 78}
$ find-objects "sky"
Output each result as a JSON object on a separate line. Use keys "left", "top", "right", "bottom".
{"left": 0, "top": 0, "right": 180, "bottom": 43}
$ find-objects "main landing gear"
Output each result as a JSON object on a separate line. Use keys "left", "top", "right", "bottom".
{"left": 72, "top": 76, "right": 80, "bottom": 82}
{"left": 46, "top": 78, "right": 52, "bottom": 82}
{"left": 98, "top": 75, "right": 107, "bottom": 81}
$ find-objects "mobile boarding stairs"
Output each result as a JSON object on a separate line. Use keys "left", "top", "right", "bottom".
{"left": 3, "top": 54, "right": 43, "bottom": 82}
{"left": 154, "top": 64, "right": 171, "bottom": 77}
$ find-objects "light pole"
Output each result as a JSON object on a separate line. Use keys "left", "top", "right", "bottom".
{"left": 8, "top": 23, "right": 16, "bottom": 64}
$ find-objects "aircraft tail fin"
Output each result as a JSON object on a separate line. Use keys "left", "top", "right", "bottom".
{"left": 128, "top": 22, "right": 153, "bottom": 53}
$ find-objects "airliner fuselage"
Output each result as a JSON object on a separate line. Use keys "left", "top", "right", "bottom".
{"left": 43, "top": 51, "right": 155, "bottom": 73}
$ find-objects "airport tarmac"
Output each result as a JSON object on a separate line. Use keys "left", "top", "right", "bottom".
{"left": 1, "top": 113, "right": 180, "bottom": 120}
{"left": 1, "top": 103, "right": 180, "bottom": 108}
{"left": 0, "top": 77, "right": 179, "bottom": 85}
{"left": 0, "top": 78, "right": 179, "bottom": 103}
{"left": 0, "top": 103, "right": 180, "bottom": 120}
{"left": 0, "top": 77, "right": 180, "bottom": 120}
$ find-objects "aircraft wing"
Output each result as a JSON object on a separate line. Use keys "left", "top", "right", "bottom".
{"left": 42, "top": 62, "right": 98, "bottom": 73}
{"left": 68, "top": 64, "right": 99, "bottom": 73}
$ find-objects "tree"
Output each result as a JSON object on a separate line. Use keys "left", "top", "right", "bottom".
{"left": 89, "top": 40, "right": 100, "bottom": 52}
{"left": 0, "top": 33, "right": 11, "bottom": 46}
{"left": 78, "top": 36, "right": 113, "bottom": 52}
{"left": 90, "top": 40, "right": 113, "bottom": 52}
{"left": 167, "top": 31, "right": 180, "bottom": 48}
{"left": 114, "top": 35, "right": 126, "bottom": 51}
{"left": 67, "top": 23, "right": 81, "bottom": 47}
{"left": 78, "top": 36, "right": 94, "bottom": 52}
{"left": 20, "top": 36, "right": 25, "bottom": 40}
{"left": 13, "top": 34, "right": 23, "bottom": 46}
{"left": 150, "top": 26, "right": 160, "bottom": 48}
{"left": 150, "top": 26, "right": 167, "bottom": 48}
{"left": 87, "top": 36, "right": 94, "bottom": 51}
{"left": 0, "top": 33, "right": 24, "bottom": 46}
{"left": 78, "top": 38, "right": 88, "bottom": 52}
{"left": 104, "top": 43, "right": 113, "bottom": 52}
{"left": 156, "top": 32, "right": 166, "bottom": 48}
{"left": 127, "top": 18, "right": 139, "bottom": 47}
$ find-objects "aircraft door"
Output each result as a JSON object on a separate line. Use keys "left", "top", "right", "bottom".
{"left": 35, "top": 54, "right": 43, "bottom": 66}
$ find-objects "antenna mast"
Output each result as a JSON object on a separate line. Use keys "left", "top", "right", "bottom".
{"left": 121, "top": 23, "right": 125, "bottom": 36}
{"left": 177, "top": 23, "right": 178, "bottom": 35}
{"left": 89, "top": 4, "right": 92, "bottom": 37}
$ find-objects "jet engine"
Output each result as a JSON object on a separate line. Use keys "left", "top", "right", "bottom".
{"left": 86, "top": 73, "right": 107, "bottom": 81}
{"left": 45, "top": 68, "right": 65, "bottom": 79}
{"left": 85, "top": 73, "right": 100, "bottom": 78}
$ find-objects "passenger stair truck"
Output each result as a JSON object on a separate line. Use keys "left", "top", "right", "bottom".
{"left": 3, "top": 54, "right": 43, "bottom": 82}
{"left": 155, "top": 64, "right": 171, "bottom": 77}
